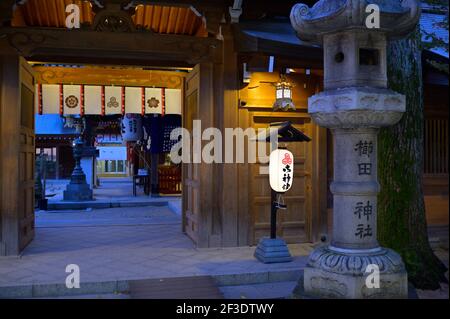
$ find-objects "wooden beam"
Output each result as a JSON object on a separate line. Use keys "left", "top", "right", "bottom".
{"left": 33, "top": 66, "right": 186, "bottom": 88}
{"left": 0, "top": 26, "right": 222, "bottom": 65}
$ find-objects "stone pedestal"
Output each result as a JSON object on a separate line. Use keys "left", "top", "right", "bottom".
{"left": 254, "top": 238, "right": 293, "bottom": 264}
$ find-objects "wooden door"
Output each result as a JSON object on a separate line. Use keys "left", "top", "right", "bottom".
{"left": 250, "top": 118, "right": 312, "bottom": 244}
{"left": 182, "top": 65, "right": 201, "bottom": 244}
{"left": 18, "top": 58, "right": 35, "bottom": 250}
{"left": 0, "top": 55, "right": 35, "bottom": 255}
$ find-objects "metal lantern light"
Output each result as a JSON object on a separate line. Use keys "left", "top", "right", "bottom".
{"left": 273, "top": 74, "right": 295, "bottom": 111}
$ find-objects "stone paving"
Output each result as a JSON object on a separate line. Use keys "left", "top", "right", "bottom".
{"left": 0, "top": 206, "right": 313, "bottom": 290}
{"left": 0, "top": 204, "right": 447, "bottom": 299}
{"left": 220, "top": 281, "right": 298, "bottom": 299}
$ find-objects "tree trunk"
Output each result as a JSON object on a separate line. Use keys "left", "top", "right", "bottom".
{"left": 378, "top": 28, "right": 448, "bottom": 290}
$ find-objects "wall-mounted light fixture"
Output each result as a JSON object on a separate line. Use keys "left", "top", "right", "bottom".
{"left": 273, "top": 73, "right": 295, "bottom": 111}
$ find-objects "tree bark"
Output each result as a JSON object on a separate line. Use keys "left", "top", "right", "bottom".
{"left": 378, "top": 28, "right": 448, "bottom": 290}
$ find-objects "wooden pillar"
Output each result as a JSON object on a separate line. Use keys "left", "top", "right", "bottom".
{"left": 183, "top": 63, "right": 214, "bottom": 248}
{"left": 220, "top": 26, "right": 240, "bottom": 246}
{"left": 0, "top": 53, "right": 22, "bottom": 256}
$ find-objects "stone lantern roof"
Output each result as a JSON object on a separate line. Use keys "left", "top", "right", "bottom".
{"left": 290, "top": 0, "right": 421, "bottom": 44}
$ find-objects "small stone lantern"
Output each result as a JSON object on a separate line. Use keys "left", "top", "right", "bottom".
{"left": 290, "top": 0, "right": 420, "bottom": 298}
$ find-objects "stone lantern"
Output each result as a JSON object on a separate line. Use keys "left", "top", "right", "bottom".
{"left": 290, "top": 0, "right": 420, "bottom": 298}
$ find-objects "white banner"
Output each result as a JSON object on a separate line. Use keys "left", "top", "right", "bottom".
{"left": 124, "top": 86, "right": 142, "bottom": 114}
{"left": 40, "top": 84, "right": 60, "bottom": 114}
{"left": 105, "top": 86, "right": 123, "bottom": 115}
{"left": 145, "top": 88, "right": 162, "bottom": 114}
{"left": 84, "top": 86, "right": 102, "bottom": 115}
{"left": 63, "top": 85, "right": 82, "bottom": 115}
{"left": 36, "top": 84, "right": 181, "bottom": 116}
{"left": 165, "top": 88, "right": 182, "bottom": 115}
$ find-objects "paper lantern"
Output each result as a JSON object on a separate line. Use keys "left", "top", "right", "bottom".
{"left": 269, "top": 149, "right": 294, "bottom": 192}
{"left": 121, "top": 114, "right": 143, "bottom": 142}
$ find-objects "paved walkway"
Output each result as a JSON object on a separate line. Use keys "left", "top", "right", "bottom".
{"left": 0, "top": 204, "right": 447, "bottom": 299}
{"left": 35, "top": 206, "right": 181, "bottom": 227}
{"left": 0, "top": 206, "right": 313, "bottom": 292}
{"left": 45, "top": 178, "right": 181, "bottom": 210}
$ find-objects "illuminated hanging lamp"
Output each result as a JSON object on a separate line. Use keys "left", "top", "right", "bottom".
{"left": 273, "top": 74, "right": 295, "bottom": 111}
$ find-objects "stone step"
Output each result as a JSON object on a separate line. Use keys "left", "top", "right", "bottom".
{"left": 47, "top": 200, "right": 169, "bottom": 210}
{"left": 0, "top": 269, "right": 303, "bottom": 299}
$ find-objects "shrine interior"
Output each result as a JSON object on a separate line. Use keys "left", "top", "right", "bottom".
{"left": 34, "top": 63, "right": 186, "bottom": 202}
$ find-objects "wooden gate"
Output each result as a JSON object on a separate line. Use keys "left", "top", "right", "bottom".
{"left": 19, "top": 58, "right": 35, "bottom": 251}
{"left": 0, "top": 55, "right": 35, "bottom": 255}
{"left": 182, "top": 65, "right": 201, "bottom": 244}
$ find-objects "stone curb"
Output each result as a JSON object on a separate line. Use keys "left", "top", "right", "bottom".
{"left": 47, "top": 201, "right": 169, "bottom": 210}
{"left": 0, "top": 269, "right": 302, "bottom": 299}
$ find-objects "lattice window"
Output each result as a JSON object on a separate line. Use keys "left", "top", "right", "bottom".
{"left": 424, "top": 118, "right": 449, "bottom": 175}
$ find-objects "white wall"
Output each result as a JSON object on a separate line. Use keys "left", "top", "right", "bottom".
{"left": 97, "top": 146, "right": 127, "bottom": 161}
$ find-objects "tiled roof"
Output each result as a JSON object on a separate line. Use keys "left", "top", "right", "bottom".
{"left": 420, "top": 1, "right": 449, "bottom": 58}
{"left": 421, "top": 12, "right": 449, "bottom": 58}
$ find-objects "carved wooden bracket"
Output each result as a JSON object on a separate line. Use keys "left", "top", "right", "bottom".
{"left": 1, "top": 27, "right": 222, "bottom": 65}
{"left": 92, "top": 2, "right": 136, "bottom": 32}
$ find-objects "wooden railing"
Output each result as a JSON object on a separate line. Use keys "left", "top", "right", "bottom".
{"left": 158, "top": 165, "right": 182, "bottom": 195}
{"left": 424, "top": 118, "right": 449, "bottom": 175}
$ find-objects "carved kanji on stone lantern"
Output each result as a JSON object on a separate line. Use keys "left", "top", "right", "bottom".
{"left": 290, "top": 0, "right": 420, "bottom": 299}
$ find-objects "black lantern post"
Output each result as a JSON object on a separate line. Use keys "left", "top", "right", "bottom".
{"left": 254, "top": 121, "right": 311, "bottom": 263}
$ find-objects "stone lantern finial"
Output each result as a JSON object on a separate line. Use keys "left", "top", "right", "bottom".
{"left": 290, "top": 0, "right": 421, "bottom": 44}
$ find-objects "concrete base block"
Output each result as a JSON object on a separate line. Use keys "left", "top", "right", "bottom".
{"left": 254, "top": 237, "right": 293, "bottom": 264}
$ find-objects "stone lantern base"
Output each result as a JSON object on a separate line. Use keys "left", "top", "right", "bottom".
{"left": 63, "top": 183, "right": 93, "bottom": 201}
{"left": 300, "top": 245, "right": 408, "bottom": 299}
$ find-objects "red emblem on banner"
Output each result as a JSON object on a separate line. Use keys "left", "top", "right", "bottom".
{"left": 282, "top": 153, "right": 292, "bottom": 165}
